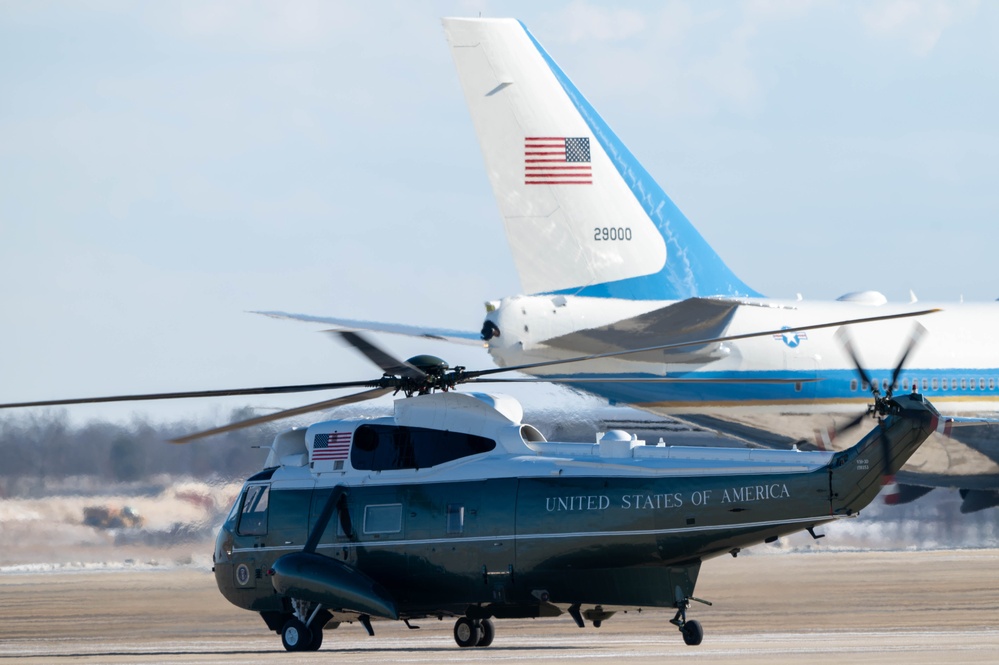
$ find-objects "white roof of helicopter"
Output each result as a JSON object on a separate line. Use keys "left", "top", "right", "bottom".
{"left": 260, "top": 392, "right": 836, "bottom": 486}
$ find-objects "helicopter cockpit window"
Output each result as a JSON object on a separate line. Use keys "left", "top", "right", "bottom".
{"left": 350, "top": 424, "right": 496, "bottom": 471}
{"left": 237, "top": 484, "right": 270, "bottom": 536}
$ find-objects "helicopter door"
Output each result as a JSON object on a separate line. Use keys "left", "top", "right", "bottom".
{"left": 266, "top": 480, "right": 314, "bottom": 551}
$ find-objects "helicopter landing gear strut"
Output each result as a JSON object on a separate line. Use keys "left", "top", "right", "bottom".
{"left": 669, "top": 597, "right": 709, "bottom": 646}
{"left": 453, "top": 616, "right": 494, "bottom": 648}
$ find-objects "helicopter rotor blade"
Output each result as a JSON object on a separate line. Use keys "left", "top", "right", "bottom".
{"left": 169, "top": 387, "right": 392, "bottom": 444}
{"left": 0, "top": 380, "right": 380, "bottom": 410}
{"left": 332, "top": 330, "right": 427, "bottom": 380}
{"left": 468, "top": 376, "right": 823, "bottom": 384}
{"left": 463, "top": 309, "right": 940, "bottom": 381}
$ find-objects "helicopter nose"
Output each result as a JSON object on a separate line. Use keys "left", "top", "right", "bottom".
{"left": 481, "top": 319, "right": 500, "bottom": 341}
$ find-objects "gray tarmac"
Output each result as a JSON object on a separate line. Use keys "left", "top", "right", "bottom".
{"left": 2, "top": 549, "right": 998, "bottom": 664}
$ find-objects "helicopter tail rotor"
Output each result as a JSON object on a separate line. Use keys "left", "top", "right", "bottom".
{"left": 832, "top": 323, "right": 927, "bottom": 480}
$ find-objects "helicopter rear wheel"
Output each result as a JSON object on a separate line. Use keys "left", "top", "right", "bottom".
{"left": 281, "top": 618, "right": 312, "bottom": 651}
{"left": 474, "top": 618, "right": 494, "bottom": 647}
{"left": 453, "top": 617, "right": 481, "bottom": 647}
{"left": 681, "top": 619, "right": 704, "bottom": 646}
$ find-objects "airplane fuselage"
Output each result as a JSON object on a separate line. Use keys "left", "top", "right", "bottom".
{"left": 483, "top": 295, "right": 999, "bottom": 414}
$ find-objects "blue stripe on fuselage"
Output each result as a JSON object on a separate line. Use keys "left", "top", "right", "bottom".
{"left": 519, "top": 21, "right": 762, "bottom": 302}
{"left": 549, "top": 368, "right": 999, "bottom": 407}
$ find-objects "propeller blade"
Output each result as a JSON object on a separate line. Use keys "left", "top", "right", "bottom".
{"left": 0, "top": 380, "right": 379, "bottom": 410}
{"left": 834, "top": 328, "right": 879, "bottom": 397}
{"left": 169, "top": 387, "right": 392, "bottom": 444}
{"left": 331, "top": 330, "right": 427, "bottom": 380}
{"left": 888, "top": 323, "right": 927, "bottom": 395}
{"left": 810, "top": 411, "right": 868, "bottom": 450}
{"left": 464, "top": 309, "right": 940, "bottom": 381}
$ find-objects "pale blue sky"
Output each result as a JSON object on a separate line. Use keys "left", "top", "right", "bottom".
{"left": 2, "top": 1, "right": 997, "bottom": 426}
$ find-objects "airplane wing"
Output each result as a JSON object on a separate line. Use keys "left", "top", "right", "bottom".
{"left": 253, "top": 311, "right": 484, "bottom": 346}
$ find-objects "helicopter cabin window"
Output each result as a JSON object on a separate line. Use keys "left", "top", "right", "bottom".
{"left": 363, "top": 503, "right": 402, "bottom": 535}
{"left": 350, "top": 424, "right": 496, "bottom": 471}
{"left": 237, "top": 484, "right": 270, "bottom": 536}
{"left": 446, "top": 504, "right": 465, "bottom": 534}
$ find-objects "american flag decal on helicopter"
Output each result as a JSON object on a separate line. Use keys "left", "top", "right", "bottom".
{"left": 312, "top": 432, "right": 351, "bottom": 460}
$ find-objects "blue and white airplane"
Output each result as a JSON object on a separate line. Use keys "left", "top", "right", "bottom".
{"left": 265, "top": 18, "right": 999, "bottom": 510}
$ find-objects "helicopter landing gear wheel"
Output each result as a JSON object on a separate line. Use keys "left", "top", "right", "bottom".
{"left": 281, "top": 618, "right": 312, "bottom": 652}
{"left": 670, "top": 601, "right": 704, "bottom": 646}
{"left": 453, "top": 616, "right": 481, "bottom": 647}
{"left": 305, "top": 623, "right": 323, "bottom": 651}
{"left": 475, "top": 618, "right": 494, "bottom": 647}
{"left": 681, "top": 619, "right": 704, "bottom": 646}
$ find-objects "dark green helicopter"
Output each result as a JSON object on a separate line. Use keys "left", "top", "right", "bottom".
{"left": 5, "top": 310, "right": 974, "bottom": 652}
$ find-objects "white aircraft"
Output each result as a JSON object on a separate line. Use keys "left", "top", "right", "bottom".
{"left": 262, "top": 18, "right": 999, "bottom": 511}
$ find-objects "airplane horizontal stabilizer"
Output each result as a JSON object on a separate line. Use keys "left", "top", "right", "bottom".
{"left": 542, "top": 298, "right": 742, "bottom": 364}
{"left": 254, "top": 311, "right": 483, "bottom": 346}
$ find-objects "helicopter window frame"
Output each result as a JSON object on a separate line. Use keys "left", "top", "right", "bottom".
{"left": 350, "top": 424, "right": 496, "bottom": 472}
{"left": 363, "top": 503, "right": 402, "bottom": 535}
{"left": 237, "top": 484, "right": 270, "bottom": 536}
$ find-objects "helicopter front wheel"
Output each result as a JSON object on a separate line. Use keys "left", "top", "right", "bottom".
{"left": 281, "top": 617, "right": 312, "bottom": 651}
{"left": 475, "top": 618, "right": 494, "bottom": 647}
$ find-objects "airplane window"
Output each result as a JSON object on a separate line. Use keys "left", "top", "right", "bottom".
{"left": 962, "top": 378, "right": 969, "bottom": 390}
{"left": 351, "top": 424, "right": 496, "bottom": 471}
{"left": 862, "top": 381, "right": 869, "bottom": 391}
{"left": 922, "top": 378, "right": 929, "bottom": 391}
{"left": 363, "top": 504, "right": 402, "bottom": 534}
{"left": 237, "top": 485, "right": 270, "bottom": 536}
{"left": 990, "top": 379, "right": 995, "bottom": 390}
{"left": 902, "top": 379, "right": 909, "bottom": 390}
{"left": 850, "top": 380, "right": 858, "bottom": 391}
{"left": 933, "top": 379, "right": 940, "bottom": 390}
{"left": 969, "top": 378, "right": 975, "bottom": 391}
{"left": 446, "top": 504, "right": 465, "bottom": 534}
{"left": 980, "top": 379, "right": 987, "bottom": 390}
{"left": 952, "top": 379, "right": 958, "bottom": 390}
{"left": 881, "top": 379, "right": 889, "bottom": 391}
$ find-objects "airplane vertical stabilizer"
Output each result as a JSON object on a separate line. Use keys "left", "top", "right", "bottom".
{"left": 443, "top": 18, "right": 760, "bottom": 301}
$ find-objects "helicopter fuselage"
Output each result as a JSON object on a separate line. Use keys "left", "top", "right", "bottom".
{"left": 211, "top": 390, "right": 940, "bottom": 640}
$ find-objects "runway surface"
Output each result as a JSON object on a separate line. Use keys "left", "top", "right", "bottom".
{"left": 2, "top": 549, "right": 998, "bottom": 664}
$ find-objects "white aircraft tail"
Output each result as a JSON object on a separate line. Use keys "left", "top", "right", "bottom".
{"left": 443, "top": 18, "right": 759, "bottom": 301}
